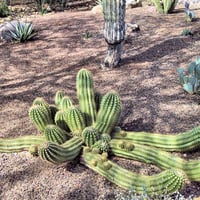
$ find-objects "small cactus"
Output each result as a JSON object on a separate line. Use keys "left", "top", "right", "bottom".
{"left": 29, "top": 105, "right": 53, "bottom": 132}
{"left": 178, "top": 58, "right": 200, "bottom": 94}
{"left": 55, "top": 90, "right": 65, "bottom": 108}
{"left": 64, "top": 106, "right": 86, "bottom": 136}
{"left": 94, "top": 91, "right": 121, "bottom": 134}
{"left": 76, "top": 68, "right": 97, "bottom": 126}
{"left": 82, "top": 126, "right": 100, "bottom": 147}
{"left": 44, "top": 124, "right": 70, "bottom": 144}
{"left": 59, "top": 96, "right": 74, "bottom": 112}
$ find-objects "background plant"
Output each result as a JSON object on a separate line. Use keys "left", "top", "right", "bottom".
{"left": 152, "top": 0, "right": 178, "bottom": 14}
{"left": 178, "top": 57, "right": 200, "bottom": 94}
{"left": 7, "top": 21, "right": 36, "bottom": 42}
{"left": 0, "top": 1, "right": 9, "bottom": 17}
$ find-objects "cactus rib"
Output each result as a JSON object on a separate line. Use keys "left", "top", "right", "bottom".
{"left": 111, "top": 126, "right": 200, "bottom": 152}
{"left": 94, "top": 92, "right": 121, "bottom": 135}
{"left": 44, "top": 124, "right": 70, "bottom": 144}
{"left": 76, "top": 68, "right": 97, "bottom": 126}
{"left": 81, "top": 151, "right": 185, "bottom": 195}
{"left": 0, "top": 135, "right": 45, "bottom": 152}
{"left": 38, "top": 137, "right": 83, "bottom": 164}
{"left": 64, "top": 106, "right": 86, "bottom": 137}
{"left": 29, "top": 105, "right": 53, "bottom": 132}
{"left": 110, "top": 139, "right": 200, "bottom": 181}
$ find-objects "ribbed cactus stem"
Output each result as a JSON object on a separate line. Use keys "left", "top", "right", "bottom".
{"left": 103, "top": 0, "right": 126, "bottom": 44}
{"left": 55, "top": 90, "right": 65, "bottom": 108}
{"left": 38, "top": 137, "right": 83, "bottom": 164}
{"left": 110, "top": 139, "right": 200, "bottom": 182}
{"left": 111, "top": 126, "right": 200, "bottom": 152}
{"left": 81, "top": 151, "right": 185, "bottom": 195}
{"left": 82, "top": 126, "right": 100, "bottom": 147}
{"left": 29, "top": 105, "right": 53, "bottom": 132}
{"left": 54, "top": 110, "right": 69, "bottom": 132}
{"left": 0, "top": 135, "right": 45, "bottom": 152}
{"left": 32, "top": 97, "right": 52, "bottom": 119}
{"left": 59, "top": 96, "right": 74, "bottom": 112}
{"left": 102, "top": 0, "right": 126, "bottom": 68}
{"left": 64, "top": 106, "right": 86, "bottom": 137}
{"left": 76, "top": 68, "right": 97, "bottom": 126}
{"left": 44, "top": 124, "right": 70, "bottom": 144}
{"left": 94, "top": 91, "right": 121, "bottom": 135}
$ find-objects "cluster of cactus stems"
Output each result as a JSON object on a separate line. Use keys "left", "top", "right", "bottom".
{"left": 2, "top": 68, "right": 200, "bottom": 196}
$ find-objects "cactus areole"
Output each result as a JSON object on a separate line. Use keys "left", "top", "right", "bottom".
{"left": 2, "top": 68, "right": 200, "bottom": 196}
{"left": 102, "top": 0, "right": 126, "bottom": 68}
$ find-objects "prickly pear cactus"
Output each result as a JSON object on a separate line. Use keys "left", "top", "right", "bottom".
{"left": 3, "top": 68, "right": 200, "bottom": 196}
{"left": 178, "top": 57, "right": 200, "bottom": 94}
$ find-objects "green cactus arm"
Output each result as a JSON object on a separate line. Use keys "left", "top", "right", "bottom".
{"left": 64, "top": 106, "right": 86, "bottom": 137}
{"left": 38, "top": 137, "right": 83, "bottom": 164}
{"left": 59, "top": 96, "right": 74, "bottom": 112}
{"left": 94, "top": 91, "right": 121, "bottom": 135}
{"left": 0, "top": 135, "right": 45, "bottom": 152}
{"left": 32, "top": 97, "right": 52, "bottom": 119}
{"left": 81, "top": 150, "right": 185, "bottom": 195}
{"left": 152, "top": 0, "right": 164, "bottom": 14}
{"left": 29, "top": 105, "right": 53, "bottom": 132}
{"left": 44, "top": 124, "right": 71, "bottom": 145}
{"left": 54, "top": 110, "right": 70, "bottom": 132}
{"left": 55, "top": 90, "right": 65, "bottom": 108}
{"left": 110, "top": 139, "right": 200, "bottom": 181}
{"left": 111, "top": 126, "right": 200, "bottom": 152}
{"left": 76, "top": 68, "right": 97, "bottom": 126}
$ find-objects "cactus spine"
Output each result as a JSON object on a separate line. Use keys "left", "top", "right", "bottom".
{"left": 94, "top": 91, "right": 121, "bottom": 134}
{"left": 110, "top": 139, "right": 200, "bottom": 182}
{"left": 102, "top": 0, "right": 126, "bottom": 68}
{"left": 44, "top": 124, "right": 70, "bottom": 144}
{"left": 82, "top": 126, "right": 99, "bottom": 147}
{"left": 111, "top": 126, "right": 200, "bottom": 152}
{"left": 81, "top": 151, "right": 185, "bottom": 195}
{"left": 38, "top": 137, "right": 83, "bottom": 164}
{"left": 29, "top": 105, "right": 53, "bottom": 132}
{"left": 0, "top": 135, "right": 45, "bottom": 152}
{"left": 76, "top": 68, "right": 97, "bottom": 126}
{"left": 64, "top": 106, "right": 86, "bottom": 136}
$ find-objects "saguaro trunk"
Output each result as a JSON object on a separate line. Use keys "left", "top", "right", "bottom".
{"left": 102, "top": 0, "right": 126, "bottom": 69}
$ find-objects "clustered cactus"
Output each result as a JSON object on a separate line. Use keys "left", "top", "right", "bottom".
{"left": 1, "top": 68, "right": 200, "bottom": 196}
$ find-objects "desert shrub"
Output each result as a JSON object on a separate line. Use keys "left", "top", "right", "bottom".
{"left": 0, "top": 1, "right": 9, "bottom": 17}
{"left": 7, "top": 21, "right": 36, "bottom": 42}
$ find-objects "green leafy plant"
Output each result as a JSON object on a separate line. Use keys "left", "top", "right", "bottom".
{"left": 177, "top": 57, "right": 200, "bottom": 94}
{"left": 0, "top": 1, "right": 9, "bottom": 17}
{"left": 3, "top": 68, "right": 200, "bottom": 196}
{"left": 181, "top": 29, "right": 193, "bottom": 36}
{"left": 152, "top": 0, "right": 178, "bottom": 14}
{"left": 7, "top": 21, "right": 36, "bottom": 42}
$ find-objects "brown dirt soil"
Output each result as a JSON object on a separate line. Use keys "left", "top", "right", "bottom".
{"left": 1, "top": 3, "right": 200, "bottom": 200}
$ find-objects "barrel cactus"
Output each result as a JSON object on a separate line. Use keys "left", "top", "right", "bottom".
{"left": 3, "top": 68, "right": 200, "bottom": 197}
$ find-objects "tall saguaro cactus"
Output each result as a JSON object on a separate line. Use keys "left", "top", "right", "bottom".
{"left": 102, "top": 0, "right": 126, "bottom": 68}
